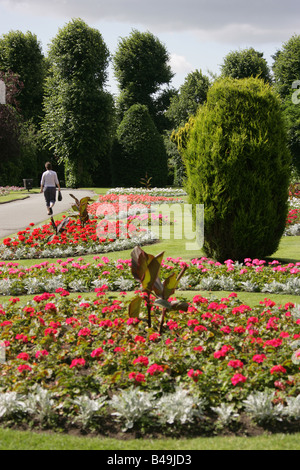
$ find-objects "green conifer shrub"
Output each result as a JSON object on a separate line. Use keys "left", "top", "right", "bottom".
{"left": 183, "top": 77, "right": 291, "bottom": 262}
{"left": 111, "top": 104, "right": 168, "bottom": 187}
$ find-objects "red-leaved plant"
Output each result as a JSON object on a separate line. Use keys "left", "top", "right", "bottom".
{"left": 128, "top": 246, "right": 189, "bottom": 333}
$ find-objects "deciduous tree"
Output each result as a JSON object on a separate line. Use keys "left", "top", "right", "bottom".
{"left": 0, "top": 30, "right": 46, "bottom": 124}
{"left": 221, "top": 47, "right": 271, "bottom": 83}
{"left": 42, "top": 19, "right": 114, "bottom": 187}
{"left": 113, "top": 29, "right": 174, "bottom": 131}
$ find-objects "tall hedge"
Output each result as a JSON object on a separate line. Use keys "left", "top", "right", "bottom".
{"left": 183, "top": 77, "right": 291, "bottom": 262}
{"left": 111, "top": 103, "right": 168, "bottom": 187}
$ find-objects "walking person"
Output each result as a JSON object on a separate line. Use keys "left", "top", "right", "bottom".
{"left": 40, "top": 162, "right": 61, "bottom": 215}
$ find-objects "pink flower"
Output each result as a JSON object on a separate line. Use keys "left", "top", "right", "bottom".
{"left": 44, "top": 327, "right": 57, "bottom": 337}
{"left": 270, "top": 365, "right": 287, "bottom": 375}
{"left": 187, "top": 369, "right": 203, "bottom": 382}
{"left": 129, "top": 372, "right": 146, "bottom": 382}
{"left": 66, "top": 317, "right": 80, "bottom": 327}
{"left": 70, "top": 358, "right": 85, "bottom": 368}
{"left": 133, "top": 356, "right": 149, "bottom": 367}
{"left": 99, "top": 319, "right": 113, "bottom": 327}
{"left": 17, "top": 364, "right": 32, "bottom": 373}
{"left": 44, "top": 303, "right": 57, "bottom": 312}
{"left": 280, "top": 331, "right": 290, "bottom": 338}
{"left": 79, "top": 302, "right": 90, "bottom": 309}
{"left": 227, "top": 359, "right": 244, "bottom": 369}
{"left": 252, "top": 354, "right": 267, "bottom": 363}
{"left": 214, "top": 345, "right": 234, "bottom": 359}
{"left": 35, "top": 350, "right": 48, "bottom": 359}
{"left": 127, "top": 317, "right": 140, "bottom": 325}
{"left": 114, "top": 346, "right": 125, "bottom": 353}
{"left": 147, "top": 363, "right": 164, "bottom": 375}
{"left": 193, "top": 345, "right": 204, "bottom": 352}
{"left": 220, "top": 326, "right": 231, "bottom": 334}
{"left": 91, "top": 347, "right": 104, "bottom": 357}
{"left": 234, "top": 326, "right": 246, "bottom": 334}
{"left": 263, "top": 338, "right": 282, "bottom": 348}
{"left": 231, "top": 373, "right": 247, "bottom": 386}
{"left": 78, "top": 328, "right": 91, "bottom": 337}
{"left": 49, "top": 321, "right": 61, "bottom": 328}
{"left": 134, "top": 335, "right": 146, "bottom": 343}
{"left": 194, "top": 325, "right": 207, "bottom": 333}
{"left": 149, "top": 332, "right": 160, "bottom": 341}
{"left": 17, "top": 352, "right": 30, "bottom": 361}
{"left": 15, "top": 333, "right": 28, "bottom": 343}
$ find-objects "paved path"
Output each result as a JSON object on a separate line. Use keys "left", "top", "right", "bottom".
{"left": 0, "top": 189, "right": 96, "bottom": 239}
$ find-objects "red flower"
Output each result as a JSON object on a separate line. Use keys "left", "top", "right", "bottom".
{"left": 234, "top": 326, "right": 246, "bottom": 334}
{"left": 252, "top": 354, "right": 267, "bottom": 363}
{"left": 133, "top": 356, "right": 149, "bottom": 367}
{"left": 263, "top": 338, "right": 282, "bottom": 348}
{"left": 17, "top": 364, "right": 32, "bottom": 373}
{"left": 231, "top": 373, "right": 247, "bottom": 386}
{"left": 78, "top": 327, "right": 91, "bottom": 337}
{"left": 15, "top": 333, "right": 28, "bottom": 343}
{"left": 147, "top": 363, "right": 164, "bottom": 375}
{"left": 44, "top": 328, "right": 57, "bottom": 337}
{"left": 194, "top": 325, "right": 207, "bottom": 333}
{"left": 187, "top": 368, "right": 203, "bottom": 382}
{"left": 17, "top": 352, "right": 30, "bottom": 361}
{"left": 270, "top": 365, "right": 287, "bottom": 375}
{"left": 91, "top": 347, "right": 104, "bottom": 357}
{"left": 128, "top": 372, "right": 146, "bottom": 382}
{"left": 149, "top": 333, "right": 160, "bottom": 341}
{"left": 214, "top": 344, "right": 234, "bottom": 359}
{"left": 70, "top": 358, "right": 85, "bottom": 368}
{"left": 220, "top": 326, "right": 231, "bottom": 334}
{"left": 44, "top": 303, "right": 57, "bottom": 312}
{"left": 227, "top": 359, "right": 244, "bottom": 369}
{"left": 193, "top": 345, "right": 204, "bottom": 352}
{"left": 35, "top": 350, "right": 48, "bottom": 359}
{"left": 134, "top": 335, "right": 146, "bottom": 343}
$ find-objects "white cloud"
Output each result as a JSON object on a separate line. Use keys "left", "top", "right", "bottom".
{"left": 1, "top": 0, "right": 300, "bottom": 44}
{"left": 169, "top": 53, "right": 193, "bottom": 74}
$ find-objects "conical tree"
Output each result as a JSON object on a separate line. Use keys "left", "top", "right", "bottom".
{"left": 183, "top": 77, "right": 291, "bottom": 262}
{"left": 111, "top": 103, "right": 168, "bottom": 187}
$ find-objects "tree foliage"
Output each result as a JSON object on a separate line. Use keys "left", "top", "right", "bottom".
{"left": 113, "top": 29, "right": 174, "bottom": 131}
{"left": 166, "top": 69, "right": 211, "bottom": 128}
{"left": 272, "top": 35, "right": 300, "bottom": 100}
{"left": 0, "top": 30, "right": 46, "bottom": 124}
{"left": 221, "top": 47, "right": 271, "bottom": 83}
{"left": 182, "top": 77, "right": 291, "bottom": 262}
{"left": 111, "top": 104, "right": 168, "bottom": 187}
{"left": 0, "top": 71, "right": 23, "bottom": 185}
{"left": 272, "top": 35, "right": 300, "bottom": 176}
{"left": 41, "top": 18, "right": 114, "bottom": 187}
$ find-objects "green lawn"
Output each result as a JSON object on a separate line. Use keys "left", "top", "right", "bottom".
{"left": 0, "top": 427, "right": 299, "bottom": 450}
{"left": 0, "top": 191, "right": 33, "bottom": 204}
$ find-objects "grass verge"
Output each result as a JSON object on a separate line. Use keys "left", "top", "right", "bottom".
{"left": 0, "top": 427, "right": 299, "bottom": 450}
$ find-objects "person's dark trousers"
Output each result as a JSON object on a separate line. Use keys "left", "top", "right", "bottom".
{"left": 44, "top": 186, "right": 56, "bottom": 208}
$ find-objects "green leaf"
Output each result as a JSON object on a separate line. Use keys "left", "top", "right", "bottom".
{"left": 128, "top": 296, "right": 142, "bottom": 317}
{"left": 154, "top": 298, "right": 172, "bottom": 310}
{"left": 142, "top": 251, "right": 164, "bottom": 292}
{"left": 162, "top": 272, "right": 178, "bottom": 300}
{"left": 170, "top": 300, "right": 189, "bottom": 312}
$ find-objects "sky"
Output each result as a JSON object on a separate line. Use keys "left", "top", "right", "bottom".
{"left": 0, "top": 0, "right": 300, "bottom": 96}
